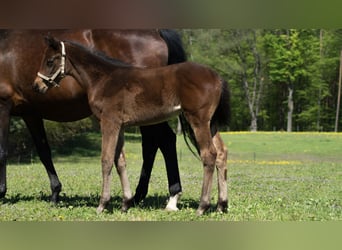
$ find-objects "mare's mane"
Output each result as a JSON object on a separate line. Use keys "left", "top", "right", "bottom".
{"left": 66, "top": 40, "right": 133, "bottom": 69}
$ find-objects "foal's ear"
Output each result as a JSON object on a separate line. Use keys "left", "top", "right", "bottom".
{"left": 44, "top": 35, "right": 60, "bottom": 50}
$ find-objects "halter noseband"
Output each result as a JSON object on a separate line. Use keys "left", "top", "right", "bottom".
{"left": 37, "top": 41, "right": 66, "bottom": 88}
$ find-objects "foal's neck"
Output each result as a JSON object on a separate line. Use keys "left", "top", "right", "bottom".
{"left": 66, "top": 42, "right": 118, "bottom": 90}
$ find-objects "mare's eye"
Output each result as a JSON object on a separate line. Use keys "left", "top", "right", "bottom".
{"left": 47, "top": 59, "right": 54, "bottom": 67}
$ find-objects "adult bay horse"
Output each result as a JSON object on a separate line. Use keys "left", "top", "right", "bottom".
{"left": 34, "top": 36, "right": 230, "bottom": 215}
{"left": 0, "top": 29, "right": 185, "bottom": 211}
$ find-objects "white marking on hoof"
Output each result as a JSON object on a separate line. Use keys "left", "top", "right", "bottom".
{"left": 165, "top": 193, "right": 181, "bottom": 212}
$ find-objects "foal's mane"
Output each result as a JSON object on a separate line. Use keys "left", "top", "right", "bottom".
{"left": 65, "top": 40, "right": 133, "bottom": 69}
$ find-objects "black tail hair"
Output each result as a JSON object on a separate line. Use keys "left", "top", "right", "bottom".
{"left": 179, "top": 79, "right": 231, "bottom": 158}
{"left": 160, "top": 30, "right": 230, "bottom": 158}
{"left": 159, "top": 29, "right": 198, "bottom": 156}
{"left": 159, "top": 29, "right": 187, "bottom": 64}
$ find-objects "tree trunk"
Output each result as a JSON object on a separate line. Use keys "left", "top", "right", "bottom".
{"left": 334, "top": 50, "right": 342, "bottom": 132}
{"left": 287, "top": 85, "right": 294, "bottom": 132}
{"left": 236, "top": 29, "right": 264, "bottom": 132}
{"left": 250, "top": 114, "right": 257, "bottom": 132}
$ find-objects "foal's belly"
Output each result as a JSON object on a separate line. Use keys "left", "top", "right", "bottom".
{"left": 123, "top": 104, "right": 182, "bottom": 127}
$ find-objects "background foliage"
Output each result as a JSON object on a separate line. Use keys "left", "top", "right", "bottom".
{"left": 181, "top": 29, "right": 342, "bottom": 132}
{"left": 8, "top": 29, "right": 342, "bottom": 160}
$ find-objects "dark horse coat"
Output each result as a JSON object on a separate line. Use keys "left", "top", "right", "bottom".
{"left": 35, "top": 37, "right": 230, "bottom": 215}
{"left": 0, "top": 30, "right": 185, "bottom": 211}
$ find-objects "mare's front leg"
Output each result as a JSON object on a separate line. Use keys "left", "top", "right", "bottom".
{"left": 0, "top": 105, "right": 11, "bottom": 199}
{"left": 114, "top": 129, "right": 133, "bottom": 212}
{"left": 23, "top": 116, "right": 62, "bottom": 203}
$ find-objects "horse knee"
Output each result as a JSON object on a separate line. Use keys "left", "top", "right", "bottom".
{"left": 201, "top": 147, "right": 217, "bottom": 168}
{"left": 216, "top": 145, "right": 228, "bottom": 167}
{"left": 115, "top": 152, "right": 126, "bottom": 174}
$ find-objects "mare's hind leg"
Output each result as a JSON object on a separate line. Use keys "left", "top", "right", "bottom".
{"left": 114, "top": 130, "right": 133, "bottom": 212}
{"left": 133, "top": 125, "right": 159, "bottom": 204}
{"left": 23, "top": 116, "right": 62, "bottom": 203}
{"left": 158, "top": 123, "right": 182, "bottom": 211}
{"left": 212, "top": 131, "right": 228, "bottom": 213}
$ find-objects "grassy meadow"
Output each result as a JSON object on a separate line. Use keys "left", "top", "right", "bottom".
{"left": 0, "top": 132, "right": 341, "bottom": 221}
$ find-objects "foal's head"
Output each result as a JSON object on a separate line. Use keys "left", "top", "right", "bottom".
{"left": 33, "top": 36, "right": 67, "bottom": 93}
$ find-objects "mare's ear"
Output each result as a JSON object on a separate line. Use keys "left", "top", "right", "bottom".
{"left": 44, "top": 35, "right": 60, "bottom": 50}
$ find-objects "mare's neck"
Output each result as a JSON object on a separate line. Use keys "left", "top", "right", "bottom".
{"left": 66, "top": 43, "right": 114, "bottom": 90}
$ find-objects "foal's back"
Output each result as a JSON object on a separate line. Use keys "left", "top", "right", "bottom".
{"left": 101, "top": 61, "right": 222, "bottom": 127}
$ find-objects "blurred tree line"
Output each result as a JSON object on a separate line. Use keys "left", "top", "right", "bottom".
{"left": 8, "top": 29, "right": 342, "bottom": 161}
{"left": 181, "top": 29, "right": 342, "bottom": 132}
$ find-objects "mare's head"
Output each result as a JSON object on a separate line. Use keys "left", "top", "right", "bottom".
{"left": 33, "top": 36, "right": 67, "bottom": 94}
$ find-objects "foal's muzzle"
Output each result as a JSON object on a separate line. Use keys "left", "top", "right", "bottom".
{"left": 33, "top": 76, "right": 49, "bottom": 94}
{"left": 34, "top": 41, "right": 66, "bottom": 94}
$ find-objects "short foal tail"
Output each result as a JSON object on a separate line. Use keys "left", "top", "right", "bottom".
{"left": 180, "top": 78, "right": 231, "bottom": 157}
{"left": 212, "top": 78, "right": 231, "bottom": 128}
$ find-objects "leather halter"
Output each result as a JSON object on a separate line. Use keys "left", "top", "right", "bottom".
{"left": 37, "top": 41, "right": 66, "bottom": 87}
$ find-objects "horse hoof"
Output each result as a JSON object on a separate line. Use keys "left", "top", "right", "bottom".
{"left": 96, "top": 206, "right": 104, "bottom": 214}
{"left": 121, "top": 198, "right": 134, "bottom": 212}
{"left": 216, "top": 201, "right": 228, "bottom": 213}
{"left": 196, "top": 208, "right": 205, "bottom": 216}
{"left": 50, "top": 194, "right": 60, "bottom": 205}
{"left": 165, "top": 206, "right": 179, "bottom": 212}
{"left": 0, "top": 190, "right": 6, "bottom": 199}
{"left": 196, "top": 203, "right": 210, "bottom": 216}
{"left": 165, "top": 192, "right": 181, "bottom": 211}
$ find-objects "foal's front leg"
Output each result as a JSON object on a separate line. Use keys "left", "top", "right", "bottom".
{"left": 96, "top": 123, "right": 120, "bottom": 214}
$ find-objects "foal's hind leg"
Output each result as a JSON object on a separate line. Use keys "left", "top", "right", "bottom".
{"left": 212, "top": 131, "right": 228, "bottom": 213}
{"left": 114, "top": 130, "right": 133, "bottom": 212}
{"left": 187, "top": 120, "right": 217, "bottom": 216}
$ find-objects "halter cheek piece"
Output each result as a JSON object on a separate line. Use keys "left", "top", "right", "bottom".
{"left": 37, "top": 41, "right": 66, "bottom": 88}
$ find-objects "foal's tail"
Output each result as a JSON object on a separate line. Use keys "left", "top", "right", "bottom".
{"left": 212, "top": 78, "right": 231, "bottom": 128}
{"left": 180, "top": 78, "right": 231, "bottom": 157}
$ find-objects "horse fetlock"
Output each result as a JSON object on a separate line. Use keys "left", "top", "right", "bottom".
{"left": 0, "top": 184, "right": 6, "bottom": 199}
{"left": 51, "top": 181, "right": 62, "bottom": 193}
{"left": 50, "top": 192, "right": 60, "bottom": 204}
{"left": 121, "top": 197, "right": 134, "bottom": 212}
{"left": 96, "top": 205, "right": 105, "bottom": 214}
{"left": 50, "top": 182, "right": 62, "bottom": 203}
{"left": 216, "top": 199, "right": 228, "bottom": 213}
{"left": 165, "top": 192, "right": 182, "bottom": 212}
{"left": 196, "top": 201, "right": 211, "bottom": 216}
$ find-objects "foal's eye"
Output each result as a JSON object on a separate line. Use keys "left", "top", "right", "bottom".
{"left": 47, "top": 59, "right": 54, "bottom": 67}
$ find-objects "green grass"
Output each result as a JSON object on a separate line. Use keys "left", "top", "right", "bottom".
{"left": 1, "top": 132, "right": 341, "bottom": 221}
